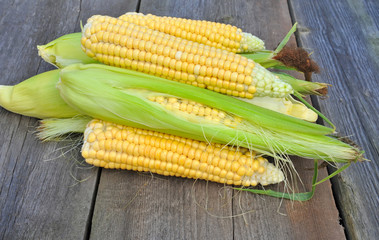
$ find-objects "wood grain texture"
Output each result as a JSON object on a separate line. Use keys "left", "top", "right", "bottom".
{"left": 77, "top": 0, "right": 139, "bottom": 30}
{"left": 91, "top": 171, "right": 233, "bottom": 240}
{"left": 0, "top": 0, "right": 100, "bottom": 239}
{"left": 89, "top": 0, "right": 344, "bottom": 239}
{"left": 289, "top": 0, "right": 379, "bottom": 239}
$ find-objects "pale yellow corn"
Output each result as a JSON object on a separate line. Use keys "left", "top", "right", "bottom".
{"left": 147, "top": 95, "right": 243, "bottom": 127}
{"left": 82, "top": 119, "right": 285, "bottom": 186}
{"left": 118, "top": 12, "right": 265, "bottom": 53}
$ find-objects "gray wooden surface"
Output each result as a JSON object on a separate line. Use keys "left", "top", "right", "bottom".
{"left": 0, "top": 0, "right": 377, "bottom": 239}
{"left": 289, "top": 0, "right": 379, "bottom": 239}
{"left": 0, "top": 1, "right": 98, "bottom": 239}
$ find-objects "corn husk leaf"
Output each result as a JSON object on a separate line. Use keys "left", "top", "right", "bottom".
{"left": 37, "top": 33, "right": 97, "bottom": 68}
{"left": 0, "top": 70, "right": 81, "bottom": 119}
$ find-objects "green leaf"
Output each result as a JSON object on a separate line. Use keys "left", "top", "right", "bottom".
{"left": 274, "top": 23, "right": 298, "bottom": 55}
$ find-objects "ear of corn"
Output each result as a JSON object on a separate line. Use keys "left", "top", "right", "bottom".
{"left": 118, "top": 12, "right": 265, "bottom": 53}
{"left": 82, "top": 119, "right": 284, "bottom": 186}
{"left": 37, "top": 33, "right": 98, "bottom": 68}
{"left": 57, "top": 63, "right": 360, "bottom": 163}
{"left": 0, "top": 70, "right": 80, "bottom": 119}
{"left": 37, "top": 32, "right": 329, "bottom": 96}
{"left": 81, "top": 15, "right": 293, "bottom": 99}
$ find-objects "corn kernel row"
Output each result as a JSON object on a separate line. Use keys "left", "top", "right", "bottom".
{"left": 118, "top": 12, "right": 265, "bottom": 53}
{"left": 148, "top": 95, "right": 242, "bottom": 126}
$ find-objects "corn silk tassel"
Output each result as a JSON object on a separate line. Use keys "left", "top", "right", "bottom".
{"left": 56, "top": 63, "right": 362, "bottom": 163}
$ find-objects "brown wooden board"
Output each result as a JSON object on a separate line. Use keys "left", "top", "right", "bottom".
{"left": 89, "top": 0, "right": 345, "bottom": 239}
{"left": 0, "top": 0, "right": 135, "bottom": 239}
{"left": 289, "top": 0, "right": 379, "bottom": 239}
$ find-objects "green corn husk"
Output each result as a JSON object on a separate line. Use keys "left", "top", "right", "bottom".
{"left": 275, "top": 72, "right": 328, "bottom": 96}
{"left": 37, "top": 33, "right": 97, "bottom": 68}
{"left": 57, "top": 63, "right": 361, "bottom": 163}
{"left": 0, "top": 70, "right": 81, "bottom": 119}
{"left": 38, "top": 32, "right": 327, "bottom": 96}
{"left": 240, "top": 50, "right": 285, "bottom": 69}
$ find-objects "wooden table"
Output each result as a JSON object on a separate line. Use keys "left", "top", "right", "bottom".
{"left": 1, "top": 0, "right": 378, "bottom": 239}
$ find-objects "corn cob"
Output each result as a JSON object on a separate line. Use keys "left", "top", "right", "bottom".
{"left": 81, "top": 15, "right": 293, "bottom": 99}
{"left": 82, "top": 119, "right": 284, "bottom": 186}
{"left": 118, "top": 12, "right": 265, "bottom": 53}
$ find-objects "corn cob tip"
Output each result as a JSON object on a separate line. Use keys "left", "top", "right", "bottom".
{"left": 239, "top": 32, "right": 265, "bottom": 52}
{"left": 251, "top": 64, "right": 293, "bottom": 98}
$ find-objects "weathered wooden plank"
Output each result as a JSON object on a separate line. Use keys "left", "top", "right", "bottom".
{"left": 77, "top": 0, "right": 139, "bottom": 26}
{"left": 91, "top": 171, "right": 233, "bottom": 239}
{"left": 289, "top": 0, "right": 379, "bottom": 239}
{"left": 89, "top": 0, "right": 344, "bottom": 239}
{"left": 0, "top": 0, "right": 100, "bottom": 239}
